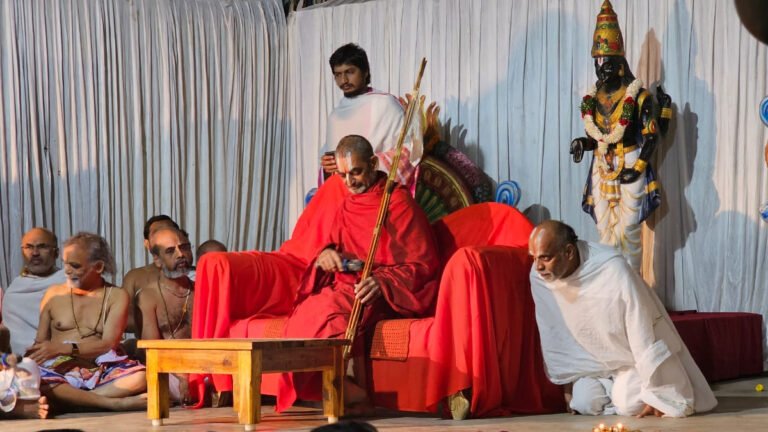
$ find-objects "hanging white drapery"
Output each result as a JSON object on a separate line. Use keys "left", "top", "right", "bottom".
{"left": 0, "top": 0, "right": 288, "bottom": 285}
{"left": 285, "top": 0, "right": 768, "bottom": 364}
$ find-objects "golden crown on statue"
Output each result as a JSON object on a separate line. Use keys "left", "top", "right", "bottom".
{"left": 591, "top": 0, "right": 625, "bottom": 57}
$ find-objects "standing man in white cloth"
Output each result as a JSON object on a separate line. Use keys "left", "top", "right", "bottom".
{"left": 320, "top": 43, "right": 423, "bottom": 187}
{"left": 528, "top": 220, "right": 717, "bottom": 418}
{"left": 2, "top": 228, "right": 66, "bottom": 355}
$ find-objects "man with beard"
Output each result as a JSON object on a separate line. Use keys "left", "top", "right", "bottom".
{"left": 2, "top": 228, "right": 66, "bottom": 355}
{"left": 321, "top": 43, "right": 423, "bottom": 187}
{"left": 27, "top": 232, "right": 146, "bottom": 412}
{"left": 529, "top": 220, "right": 716, "bottom": 417}
{"left": 277, "top": 135, "right": 439, "bottom": 414}
{"left": 122, "top": 215, "right": 180, "bottom": 334}
{"left": 136, "top": 227, "right": 194, "bottom": 403}
{"left": 137, "top": 227, "right": 194, "bottom": 341}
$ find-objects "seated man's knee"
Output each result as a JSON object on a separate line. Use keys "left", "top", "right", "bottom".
{"left": 570, "top": 377, "right": 613, "bottom": 415}
{"left": 611, "top": 370, "right": 645, "bottom": 416}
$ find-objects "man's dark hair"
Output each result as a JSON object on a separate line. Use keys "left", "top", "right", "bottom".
{"left": 143, "top": 215, "right": 179, "bottom": 240}
{"left": 312, "top": 420, "right": 378, "bottom": 432}
{"left": 329, "top": 43, "right": 371, "bottom": 85}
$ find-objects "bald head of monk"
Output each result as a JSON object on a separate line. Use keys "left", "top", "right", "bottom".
{"left": 528, "top": 220, "right": 581, "bottom": 282}
{"left": 335, "top": 135, "right": 380, "bottom": 195}
{"left": 20, "top": 227, "right": 59, "bottom": 277}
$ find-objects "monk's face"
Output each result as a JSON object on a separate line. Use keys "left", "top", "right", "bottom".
{"left": 336, "top": 151, "right": 378, "bottom": 194}
{"left": 154, "top": 229, "right": 193, "bottom": 279}
{"left": 528, "top": 228, "right": 577, "bottom": 282}
{"left": 62, "top": 244, "right": 104, "bottom": 289}
{"left": 21, "top": 229, "right": 58, "bottom": 277}
{"left": 332, "top": 63, "right": 368, "bottom": 97}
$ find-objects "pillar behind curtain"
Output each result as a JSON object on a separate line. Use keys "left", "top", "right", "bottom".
{"left": 286, "top": 0, "right": 768, "bottom": 364}
{"left": 0, "top": 0, "right": 288, "bottom": 285}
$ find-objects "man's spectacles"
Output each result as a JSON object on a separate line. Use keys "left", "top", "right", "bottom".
{"left": 21, "top": 244, "right": 55, "bottom": 252}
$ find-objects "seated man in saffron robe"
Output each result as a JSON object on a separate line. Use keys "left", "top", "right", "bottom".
{"left": 277, "top": 134, "right": 440, "bottom": 413}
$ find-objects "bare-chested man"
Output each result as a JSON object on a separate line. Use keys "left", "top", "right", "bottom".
{"left": 137, "top": 228, "right": 194, "bottom": 341}
{"left": 27, "top": 232, "right": 147, "bottom": 412}
{"left": 122, "top": 215, "right": 179, "bottom": 334}
{"left": 136, "top": 227, "right": 194, "bottom": 402}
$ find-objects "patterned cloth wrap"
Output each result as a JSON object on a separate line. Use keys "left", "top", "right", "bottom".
{"left": 40, "top": 349, "right": 144, "bottom": 390}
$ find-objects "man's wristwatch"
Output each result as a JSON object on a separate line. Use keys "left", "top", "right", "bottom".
{"left": 70, "top": 342, "right": 80, "bottom": 356}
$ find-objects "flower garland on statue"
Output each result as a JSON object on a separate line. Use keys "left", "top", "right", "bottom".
{"left": 580, "top": 79, "right": 643, "bottom": 172}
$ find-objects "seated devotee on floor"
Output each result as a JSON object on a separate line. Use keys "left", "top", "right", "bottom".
{"left": 26, "top": 232, "right": 147, "bottom": 412}
{"left": 136, "top": 227, "right": 194, "bottom": 402}
{"left": 528, "top": 220, "right": 717, "bottom": 418}
{"left": 121, "top": 215, "right": 180, "bottom": 334}
{"left": 276, "top": 135, "right": 439, "bottom": 414}
{"left": 196, "top": 239, "right": 227, "bottom": 262}
{"left": 0, "top": 352, "right": 51, "bottom": 419}
{"left": 2, "top": 228, "right": 67, "bottom": 355}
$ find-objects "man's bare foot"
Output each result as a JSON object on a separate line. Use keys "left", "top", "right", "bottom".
{"left": 11, "top": 396, "right": 51, "bottom": 419}
{"left": 111, "top": 393, "right": 148, "bottom": 411}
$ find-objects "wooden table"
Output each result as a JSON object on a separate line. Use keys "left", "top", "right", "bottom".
{"left": 137, "top": 338, "right": 350, "bottom": 430}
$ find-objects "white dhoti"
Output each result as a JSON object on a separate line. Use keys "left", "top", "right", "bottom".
{"left": 531, "top": 241, "right": 717, "bottom": 417}
{"left": 589, "top": 147, "right": 645, "bottom": 270}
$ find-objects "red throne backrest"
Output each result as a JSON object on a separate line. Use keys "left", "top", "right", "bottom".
{"left": 431, "top": 202, "right": 535, "bottom": 267}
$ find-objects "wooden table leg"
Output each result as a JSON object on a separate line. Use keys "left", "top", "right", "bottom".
{"left": 322, "top": 346, "right": 344, "bottom": 423}
{"left": 237, "top": 349, "right": 262, "bottom": 430}
{"left": 232, "top": 373, "right": 240, "bottom": 414}
{"left": 145, "top": 349, "right": 170, "bottom": 426}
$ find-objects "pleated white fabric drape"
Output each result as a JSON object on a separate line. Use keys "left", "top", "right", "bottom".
{"left": 0, "top": 0, "right": 287, "bottom": 285}
{"left": 286, "top": 0, "right": 768, "bottom": 363}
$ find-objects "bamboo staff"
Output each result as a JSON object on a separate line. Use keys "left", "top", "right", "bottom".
{"left": 343, "top": 58, "right": 427, "bottom": 359}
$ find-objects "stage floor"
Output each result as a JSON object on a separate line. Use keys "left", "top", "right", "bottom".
{"left": 7, "top": 374, "right": 768, "bottom": 431}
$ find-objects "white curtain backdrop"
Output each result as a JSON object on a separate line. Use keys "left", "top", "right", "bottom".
{"left": 286, "top": 0, "right": 768, "bottom": 362}
{"left": 0, "top": 0, "right": 287, "bottom": 285}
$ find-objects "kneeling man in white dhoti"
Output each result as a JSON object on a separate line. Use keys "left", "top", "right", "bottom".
{"left": 528, "top": 220, "right": 717, "bottom": 418}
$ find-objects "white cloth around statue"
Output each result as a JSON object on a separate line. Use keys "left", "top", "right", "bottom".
{"left": 530, "top": 240, "right": 717, "bottom": 417}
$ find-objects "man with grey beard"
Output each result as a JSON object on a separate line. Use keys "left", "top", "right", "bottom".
{"left": 135, "top": 227, "right": 194, "bottom": 403}
{"left": 136, "top": 227, "right": 193, "bottom": 340}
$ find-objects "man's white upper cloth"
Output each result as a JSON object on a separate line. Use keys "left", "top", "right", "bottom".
{"left": 2, "top": 269, "right": 66, "bottom": 354}
{"left": 324, "top": 90, "right": 423, "bottom": 185}
{"left": 530, "top": 241, "right": 717, "bottom": 417}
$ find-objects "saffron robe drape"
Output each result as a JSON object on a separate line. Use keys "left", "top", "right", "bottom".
{"left": 276, "top": 176, "right": 440, "bottom": 411}
{"left": 190, "top": 175, "right": 349, "bottom": 393}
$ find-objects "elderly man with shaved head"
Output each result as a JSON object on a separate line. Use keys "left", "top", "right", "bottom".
{"left": 528, "top": 220, "right": 716, "bottom": 418}
{"left": 2, "top": 228, "right": 66, "bottom": 355}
